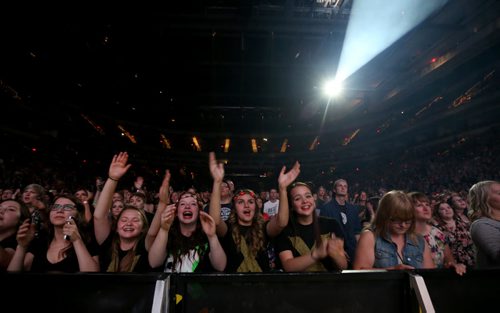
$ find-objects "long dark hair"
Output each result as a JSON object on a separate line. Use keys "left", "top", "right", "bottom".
{"left": 167, "top": 192, "right": 208, "bottom": 270}
{"left": 48, "top": 194, "right": 91, "bottom": 259}
{"left": 288, "top": 182, "right": 322, "bottom": 247}
{"left": 229, "top": 189, "right": 266, "bottom": 256}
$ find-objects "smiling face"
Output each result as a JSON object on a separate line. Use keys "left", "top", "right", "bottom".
{"left": 176, "top": 194, "right": 200, "bottom": 225}
{"left": 116, "top": 208, "right": 145, "bottom": 239}
{"left": 290, "top": 185, "right": 316, "bottom": 217}
{"left": 437, "top": 202, "right": 454, "bottom": 221}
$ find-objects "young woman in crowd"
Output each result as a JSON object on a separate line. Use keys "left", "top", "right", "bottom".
{"left": 0, "top": 199, "right": 30, "bottom": 271}
{"left": 433, "top": 200, "right": 475, "bottom": 267}
{"left": 274, "top": 182, "right": 348, "bottom": 272}
{"left": 93, "top": 152, "right": 156, "bottom": 272}
{"left": 8, "top": 194, "right": 99, "bottom": 272}
{"left": 353, "top": 190, "right": 434, "bottom": 270}
{"left": 469, "top": 180, "right": 500, "bottom": 268}
{"left": 148, "top": 191, "right": 226, "bottom": 272}
{"left": 209, "top": 152, "right": 299, "bottom": 272}
{"left": 409, "top": 192, "right": 466, "bottom": 275}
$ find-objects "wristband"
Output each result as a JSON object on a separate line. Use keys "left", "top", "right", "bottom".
{"left": 108, "top": 177, "right": 119, "bottom": 182}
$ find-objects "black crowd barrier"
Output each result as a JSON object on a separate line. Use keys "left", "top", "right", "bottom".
{"left": 1, "top": 272, "right": 166, "bottom": 313}
{"left": 414, "top": 268, "right": 500, "bottom": 312}
{"left": 170, "top": 271, "right": 411, "bottom": 313}
{"left": 2, "top": 269, "right": 500, "bottom": 313}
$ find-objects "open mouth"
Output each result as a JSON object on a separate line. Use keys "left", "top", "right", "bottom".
{"left": 183, "top": 211, "right": 193, "bottom": 218}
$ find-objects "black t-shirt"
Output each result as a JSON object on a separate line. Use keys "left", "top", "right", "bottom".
{"left": 0, "top": 233, "right": 18, "bottom": 272}
{"left": 0, "top": 233, "right": 18, "bottom": 250}
{"left": 28, "top": 233, "right": 100, "bottom": 273}
{"left": 273, "top": 217, "right": 345, "bottom": 271}
{"left": 222, "top": 222, "right": 272, "bottom": 272}
{"left": 99, "top": 234, "right": 155, "bottom": 273}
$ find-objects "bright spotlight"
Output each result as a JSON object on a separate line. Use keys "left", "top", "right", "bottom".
{"left": 323, "top": 79, "right": 343, "bottom": 97}
{"left": 335, "top": 0, "right": 448, "bottom": 82}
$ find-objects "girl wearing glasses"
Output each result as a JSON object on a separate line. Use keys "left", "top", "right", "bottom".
{"left": 353, "top": 190, "right": 434, "bottom": 270}
{"left": 7, "top": 194, "right": 99, "bottom": 272}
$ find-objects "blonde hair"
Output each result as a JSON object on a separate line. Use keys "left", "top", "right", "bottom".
{"left": 469, "top": 180, "right": 498, "bottom": 221}
{"left": 371, "top": 190, "right": 417, "bottom": 242}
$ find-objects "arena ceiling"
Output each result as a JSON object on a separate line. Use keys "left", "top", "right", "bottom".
{"left": 2, "top": 0, "right": 500, "bottom": 187}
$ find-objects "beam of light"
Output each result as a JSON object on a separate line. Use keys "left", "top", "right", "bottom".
{"left": 335, "top": 0, "right": 448, "bottom": 82}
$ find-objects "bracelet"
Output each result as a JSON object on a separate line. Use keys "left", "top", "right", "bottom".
{"left": 108, "top": 176, "right": 119, "bottom": 182}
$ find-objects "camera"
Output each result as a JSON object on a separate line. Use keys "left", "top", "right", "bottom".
{"left": 63, "top": 216, "right": 74, "bottom": 241}
{"left": 31, "top": 210, "right": 42, "bottom": 238}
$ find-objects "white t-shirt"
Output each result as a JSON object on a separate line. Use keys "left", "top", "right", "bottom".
{"left": 263, "top": 200, "right": 279, "bottom": 217}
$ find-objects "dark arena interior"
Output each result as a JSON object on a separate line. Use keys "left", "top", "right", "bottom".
{"left": 1, "top": 1, "right": 500, "bottom": 312}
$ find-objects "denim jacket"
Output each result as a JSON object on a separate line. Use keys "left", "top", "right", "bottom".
{"left": 374, "top": 232, "right": 425, "bottom": 269}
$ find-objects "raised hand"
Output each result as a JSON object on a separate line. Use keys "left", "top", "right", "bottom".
{"left": 109, "top": 152, "right": 132, "bottom": 180}
{"left": 159, "top": 169, "right": 171, "bottom": 204}
{"left": 160, "top": 204, "right": 176, "bottom": 231}
{"left": 209, "top": 152, "right": 224, "bottom": 182}
{"left": 63, "top": 216, "right": 81, "bottom": 243}
{"left": 199, "top": 211, "right": 216, "bottom": 238}
{"left": 278, "top": 161, "right": 301, "bottom": 189}
{"left": 16, "top": 219, "right": 35, "bottom": 248}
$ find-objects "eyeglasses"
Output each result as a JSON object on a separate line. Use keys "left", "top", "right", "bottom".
{"left": 390, "top": 218, "right": 413, "bottom": 225}
{"left": 50, "top": 204, "right": 76, "bottom": 212}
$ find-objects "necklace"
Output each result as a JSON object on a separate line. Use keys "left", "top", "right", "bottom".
{"left": 396, "top": 251, "right": 406, "bottom": 265}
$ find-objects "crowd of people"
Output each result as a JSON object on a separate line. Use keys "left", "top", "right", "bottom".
{"left": 1, "top": 147, "right": 499, "bottom": 274}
